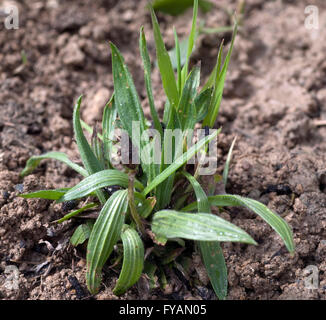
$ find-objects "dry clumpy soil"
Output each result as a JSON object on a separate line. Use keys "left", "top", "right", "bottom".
{"left": 0, "top": 0, "right": 326, "bottom": 300}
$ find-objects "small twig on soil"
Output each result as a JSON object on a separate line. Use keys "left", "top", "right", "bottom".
{"left": 313, "top": 120, "right": 326, "bottom": 127}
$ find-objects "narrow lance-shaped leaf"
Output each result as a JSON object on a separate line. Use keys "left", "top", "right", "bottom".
{"left": 199, "top": 241, "right": 227, "bottom": 299}
{"left": 110, "top": 42, "right": 154, "bottom": 182}
{"left": 139, "top": 28, "right": 163, "bottom": 137}
{"left": 102, "top": 94, "right": 117, "bottom": 169}
{"left": 150, "top": 6, "right": 179, "bottom": 109}
{"left": 143, "top": 128, "right": 220, "bottom": 196}
{"left": 178, "top": 65, "right": 200, "bottom": 131}
{"left": 91, "top": 126, "right": 105, "bottom": 169}
{"left": 181, "top": 0, "right": 198, "bottom": 85}
{"left": 202, "top": 39, "right": 224, "bottom": 92}
{"left": 58, "top": 169, "right": 143, "bottom": 203}
{"left": 203, "top": 23, "right": 238, "bottom": 128}
{"left": 182, "top": 172, "right": 209, "bottom": 212}
{"left": 73, "top": 96, "right": 106, "bottom": 204}
{"left": 195, "top": 87, "right": 213, "bottom": 122}
{"left": 152, "top": 210, "right": 257, "bottom": 244}
{"left": 73, "top": 96, "right": 105, "bottom": 174}
{"left": 182, "top": 172, "right": 227, "bottom": 300}
{"left": 168, "top": 37, "right": 189, "bottom": 71}
{"left": 55, "top": 202, "right": 98, "bottom": 224}
{"left": 139, "top": 28, "right": 162, "bottom": 184}
{"left": 113, "top": 225, "right": 144, "bottom": 295}
{"left": 20, "top": 152, "right": 87, "bottom": 178}
{"left": 110, "top": 43, "right": 147, "bottom": 145}
{"left": 182, "top": 194, "right": 295, "bottom": 254}
{"left": 86, "top": 190, "right": 128, "bottom": 294}
{"left": 19, "top": 188, "right": 70, "bottom": 200}
{"left": 173, "top": 27, "right": 182, "bottom": 92}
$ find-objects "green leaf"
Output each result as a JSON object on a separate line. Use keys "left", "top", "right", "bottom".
{"left": 195, "top": 88, "right": 213, "bottom": 122}
{"left": 183, "top": 194, "right": 295, "bottom": 253}
{"left": 74, "top": 96, "right": 105, "bottom": 175}
{"left": 139, "top": 28, "right": 163, "bottom": 137}
{"left": 143, "top": 128, "right": 220, "bottom": 196}
{"left": 58, "top": 169, "right": 143, "bottom": 202}
{"left": 20, "top": 152, "right": 87, "bottom": 178}
{"left": 139, "top": 28, "right": 163, "bottom": 184}
{"left": 223, "top": 136, "right": 237, "bottom": 186}
{"left": 182, "top": 172, "right": 227, "bottom": 300}
{"left": 152, "top": 210, "right": 257, "bottom": 244}
{"left": 19, "top": 188, "right": 69, "bottom": 200}
{"left": 181, "top": 0, "right": 198, "bottom": 84}
{"left": 110, "top": 42, "right": 155, "bottom": 182}
{"left": 113, "top": 225, "right": 144, "bottom": 295}
{"left": 202, "top": 40, "right": 224, "bottom": 91}
{"left": 143, "top": 261, "right": 158, "bottom": 290}
{"left": 150, "top": 6, "right": 179, "bottom": 109}
{"left": 70, "top": 222, "right": 93, "bottom": 246}
{"left": 173, "top": 27, "right": 182, "bottom": 92}
{"left": 110, "top": 43, "right": 147, "bottom": 142}
{"left": 86, "top": 190, "right": 128, "bottom": 294}
{"left": 138, "top": 197, "right": 156, "bottom": 218}
{"left": 203, "top": 23, "right": 238, "bottom": 127}
{"left": 91, "top": 127, "right": 105, "bottom": 170}
{"left": 182, "top": 172, "right": 209, "bottom": 212}
{"left": 177, "top": 65, "right": 200, "bottom": 131}
{"left": 102, "top": 95, "right": 117, "bottom": 168}
{"left": 73, "top": 96, "right": 106, "bottom": 204}
{"left": 199, "top": 241, "right": 227, "bottom": 299}
{"left": 56, "top": 202, "right": 98, "bottom": 224}
{"left": 163, "top": 100, "right": 171, "bottom": 124}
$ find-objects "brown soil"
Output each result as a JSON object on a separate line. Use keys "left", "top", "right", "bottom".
{"left": 1, "top": 0, "right": 326, "bottom": 300}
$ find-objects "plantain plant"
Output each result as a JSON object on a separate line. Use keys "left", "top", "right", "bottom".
{"left": 19, "top": 0, "right": 294, "bottom": 299}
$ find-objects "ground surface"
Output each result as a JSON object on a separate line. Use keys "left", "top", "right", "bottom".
{"left": 0, "top": 0, "right": 326, "bottom": 300}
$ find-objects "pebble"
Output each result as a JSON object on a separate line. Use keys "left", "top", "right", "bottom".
{"left": 61, "top": 42, "right": 85, "bottom": 67}
{"left": 14, "top": 184, "right": 24, "bottom": 193}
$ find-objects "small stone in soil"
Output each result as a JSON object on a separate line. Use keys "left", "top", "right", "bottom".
{"left": 2, "top": 191, "right": 10, "bottom": 200}
{"left": 261, "top": 184, "right": 292, "bottom": 196}
{"left": 62, "top": 200, "right": 78, "bottom": 212}
{"left": 33, "top": 243, "right": 48, "bottom": 255}
{"left": 68, "top": 275, "right": 86, "bottom": 299}
{"left": 46, "top": 227, "right": 55, "bottom": 237}
{"left": 19, "top": 240, "right": 26, "bottom": 248}
{"left": 196, "top": 286, "right": 214, "bottom": 300}
{"left": 14, "top": 184, "right": 24, "bottom": 193}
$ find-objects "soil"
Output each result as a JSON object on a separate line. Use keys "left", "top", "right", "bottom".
{"left": 1, "top": 0, "right": 326, "bottom": 300}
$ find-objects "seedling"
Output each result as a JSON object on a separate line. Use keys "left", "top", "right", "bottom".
{"left": 20, "top": 0, "right": 294, "bottom": 299}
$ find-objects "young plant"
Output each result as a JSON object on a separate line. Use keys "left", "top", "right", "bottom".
{"left": 20, "top": 0, "right": 294, "bottom": 299}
